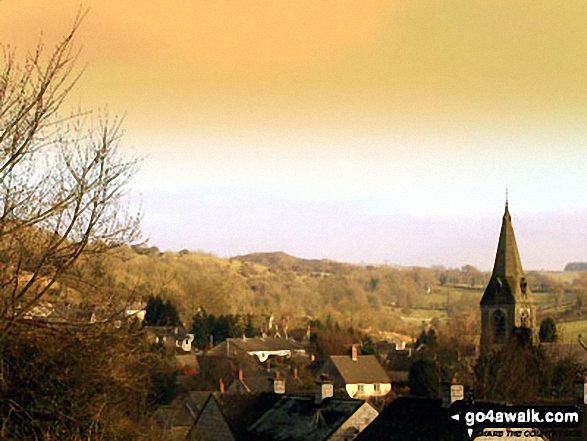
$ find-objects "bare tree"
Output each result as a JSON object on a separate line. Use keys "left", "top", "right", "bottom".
{"left": 0, "top": 16, "right": 141, "bottom": 343}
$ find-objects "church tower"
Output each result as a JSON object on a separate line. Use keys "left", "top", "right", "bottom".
{"left": 480, "top": 202, "right": 535, "bottom": 352}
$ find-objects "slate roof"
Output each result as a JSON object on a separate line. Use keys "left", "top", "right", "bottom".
{"left": 189, "top": 392, "right": 280, "bottom": 441}
{"left": 228, "top": 371, "right": 275, "bottom": 394}
{"left": 329, "top": 355, "right": 390, "bottom": 384}
{"left": 248, "top": 396, "right": 366, "bottom": 441}
{"left": 355, "top": 397, "right": 467, "bottom": 441}
{"left": 207, "top": 337, "right": 307, "bottom": 357}
{"left": 186, "top": 391, "right": 212, "bottom": 417}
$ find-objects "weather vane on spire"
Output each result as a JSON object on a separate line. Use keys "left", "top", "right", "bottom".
{"left": 505, "top": 188, "right": 509, "bottom": 207}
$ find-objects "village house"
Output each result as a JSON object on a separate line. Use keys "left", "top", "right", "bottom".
{"left": 321, "top": 345, "right": 391, "bottom": 399}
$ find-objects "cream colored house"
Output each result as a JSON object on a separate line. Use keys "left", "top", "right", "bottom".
{"left": 322, "top": 347, "right": 391, "bottom": 399}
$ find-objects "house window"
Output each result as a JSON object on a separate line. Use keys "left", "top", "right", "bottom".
{"left": 374, "top": 383, "right": 381, "bottom": 392}
{"left": 357, "top": 384, "right": 364, "bottom": 393}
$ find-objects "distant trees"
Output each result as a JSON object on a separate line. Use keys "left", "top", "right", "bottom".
{"left": 144, "top": 296, "right": 181, "bottom": 327}
{"left": 539, "top": 318, "right": 558, "bottom": 343}
{"left": 433, "top": 265, "right": 488, "bottom": 288}
{"left": 190, "top": 313, "right": 259, "bottom": 349}
{"left": 572, "top": 273, "right": 587, "bottom": 317}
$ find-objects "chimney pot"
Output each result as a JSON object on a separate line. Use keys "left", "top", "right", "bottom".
{"left": 441, "top": 382, "right": 464, "bottom": 407}
{"left": 315, "top": 380, "right": 334, "bottom": 404}
{"left": 274, "top": 377, "right": 286, "bottom": 394}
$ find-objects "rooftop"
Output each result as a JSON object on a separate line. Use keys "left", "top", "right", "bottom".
{"left": 248, "top": 396, "right": 368, "bottom": 441}
{"left": 329, "top": 355, "right": 390, "bottom": 384}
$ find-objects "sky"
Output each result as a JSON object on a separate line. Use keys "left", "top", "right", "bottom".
{"left": 1, "top": 1, "right": 586, "bottom": 270}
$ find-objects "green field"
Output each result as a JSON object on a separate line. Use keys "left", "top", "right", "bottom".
{"left": 556, "top": 319, "right": 587, "bottom": 343}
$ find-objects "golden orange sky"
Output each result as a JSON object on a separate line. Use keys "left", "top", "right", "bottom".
{"left": 2, "top": 1, "right": 587, "bottom": 268}
{"left": 3, "top": 1, "right": 587, "bottom": 137}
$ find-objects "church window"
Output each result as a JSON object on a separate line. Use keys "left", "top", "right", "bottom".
{"left": 492, "top": 310, "right": 506, "bottom": 337}
{"left": 520, "top": 308, "right": 529, "bottom": 328}
{"left": 520, "top": 278, "right": 528, "bottom": 296}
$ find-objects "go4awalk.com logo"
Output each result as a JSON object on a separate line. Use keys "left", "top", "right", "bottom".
{"left": 450, "top": 404, "right": 583, "bottom": 439}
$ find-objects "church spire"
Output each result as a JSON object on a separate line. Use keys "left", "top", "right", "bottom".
{"left": 480, "top": 202, "right": 527, "bottom": 306}
{"left": 492, "top": 201, "right": 523, "bottom": 281}
{"left": 480, "top": 202, "right": 534, "bottom": 350}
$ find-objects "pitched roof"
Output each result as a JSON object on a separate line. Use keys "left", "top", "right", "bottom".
{"left": 207, "top": 337, "right": 307, "bottom": 357}
{"left": 493, "top": 204, "right": 524, "bottom": 282}
{"left": 189, "top": 392, "right": 280, "bottom": 441}
{"left": 186, "top": 391, "right": 212, "bottom": 417}
{"left": 481, "top": 204, "right": 528, "bottom": 306}
{"left": 248, "top": 396, "right": 367, "bottom": 441}
{"left": 153, "top": 404, "right": 194, "bottom": 429}
{"left": 228, "top": 371, "right": 274, "bottom": 394}
{"left": 329, "top": 355, "right": 390, "bottom": 384}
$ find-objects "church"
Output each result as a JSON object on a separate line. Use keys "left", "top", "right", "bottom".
{"left": 480, "top": 201, "right": 536, "bottom": 352}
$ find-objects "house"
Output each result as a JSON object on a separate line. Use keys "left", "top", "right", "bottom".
{"left": 186, "top": 392, "right": 280, "bottom": 441}
{"left": 247, "top": 382, "right": 378, "bottom": 441}
{"left": 207, "top": 337, "right": 307, "bottom": 363}
{"left": 321, "top": 346, "right": 391, "bottom": 399}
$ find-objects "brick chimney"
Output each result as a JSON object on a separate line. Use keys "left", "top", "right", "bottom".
{"left": 238, "top": 367, "right": 244, "bottom": 381}
{"left": 351, "top": 344, "right": 358, "bottom": 361}
{"left": 219, "top": 377, "right": 225, "bottom": 393}
{"left": 273, "top": 371, "right": 285, "bottom": 394}
{"left": 315, "top": 375, "right": 334, "bottom": 404}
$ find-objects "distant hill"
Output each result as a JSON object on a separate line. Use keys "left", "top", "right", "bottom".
{"left": 232, "top": 251, "right": 351, "bottom": 274}
{"left": 564, "top": 262, "right": 587, "bottom": 271}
